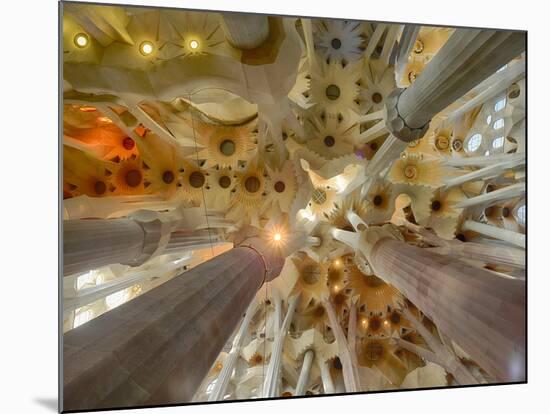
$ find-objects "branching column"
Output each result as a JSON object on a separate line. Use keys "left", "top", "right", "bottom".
{"left": 386, "top": 29, "right": 525, "bottom": 141}
{"left": 295, "top": 350, "right": 315, "bottom": 396}
{"left": 63, "top": 238, "right": 284, "bottom": 412}
{"left": 208, "top": 298, "right": 260, "bottom": 401}
{"left": 366, "top": 236, "right": 525, "bottom": 382}
{"left": 323, "top": 299, "right": 361, "bottom": 392}
{"left": 319, "top": 359, "right": 335, "bottom": 394}
{"left": 262, "top": 294, "right": 300, "bottom": 397}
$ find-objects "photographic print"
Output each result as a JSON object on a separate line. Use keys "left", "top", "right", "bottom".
{"left": 61, "top": 1, "right": 526, "bottom": 412}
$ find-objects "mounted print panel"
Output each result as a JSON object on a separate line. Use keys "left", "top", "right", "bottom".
{"left": 60, "top": 1, "right": 526, "bottom": 412}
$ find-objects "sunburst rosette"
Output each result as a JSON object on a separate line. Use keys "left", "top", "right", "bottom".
{"left": 63, "top": 146, "right": 116, "bottom": 198}
{"left": 357, "top": 338, "right": 408, "bottom": 387}
{"left": 157, "top": 9, "right": 232, "bottom": 60}
{"left": 364, "top": 180, "right": 399, "bottom": 225}
{"left": 313, "top": 19, "right": 367, "bottom": 64}
{"left": 203, "top": 167, "right": 235, "bottom": 211}
{"left": 409, "top": 27, "right": 453, "bottom": 63}
{"left": 428, "top": 126, "right": 453, "bottom": 156}
{"left": 344, "top": 264, "right": 404, "bottom": 316}
{"left": 357, "top": 312, "right": 391, "bottom": 339}
{"left": 291, "top": 253, "right": 329, "bottom": 311}
{"left": 226, "top": 161, "right": 269, "bottom": 226}
{"left": 193, "top": 120, "right": 257, "bottom": 169}
{"left": 179, "top": 159, "right": 208, "bottom": 206}
{"left": 264, "top": 161, "right": 298, "bottom": 215}
{"left": 305, "top": 114, "right": 357, "bottom": 160}
{"left": 429, "top": 187, "right": 466, "bottom": 218}
{"left": 308, "top": 61, "right": 362, "bottom": 118}
{"left": 358, "top": 60, "right": 397, "bottom": 114}
{"left": 111, "top": 157, "right": 147, "bottom": 196}
{"left": 399, "top": 59, "right": 425, "bottom": 87}
{"left": 137, "top": 132, "right": 185, "bottom": 197}
{"left": 388, "top": 153, "right": 447, "bottom": 188}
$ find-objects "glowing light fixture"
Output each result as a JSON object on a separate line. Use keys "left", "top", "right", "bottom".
{"left": 189, "top": 39, "right": 199, "bottom": 50}
{"left": 74, "top": 32, "right": 89, "bottom": 48}
{"left": 139, "top": 41, "right": 154, "bottom": 56}
{"left": 273, "top": 233, "right": 282, "bottom": 242}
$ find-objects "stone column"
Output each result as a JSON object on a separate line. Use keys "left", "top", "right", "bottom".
{"left": 208, "top": 298, "right": 260, "bottom": 401}
{"left": 456, "top": 183, "right": 525, "bottom": 209}
{"left": 262, "top": 294, "right": 300, "bottom": 397}
{"left": 443, "top": 159, "right": 525, "bottom": 189}
{"left": 462, "top": 220, "right": 525, "bottom": 249}
{"left": 64, "top": 215, "right": 226, "bottom": 276}
{"left": 428, "top": 241, "right": 525, "bottom": 269}
{"left": 295, "top": 349, "right": 315, "bottom": 396}
{"left": 63, "top": 237, "right": 284, "bottom": 412}
{"left": 319, "top": 359, "right": 335, "bottom": 394}
{"left": 63, "top": 218, "right": 146, "bottom": 276}
{"left": 364, "top": 235, "right": 525, "bottom": 382}
{"left": 221, "top": 13, "right": 270, "bottom": 50}
{"left": 323, "top": 299, "right": 361, "bottom": 392}
{"left": 386, "top": 29, "right": 525, "bottom": 141}
{"left": 162, "top": 229, "right": 225, "bottom": 254}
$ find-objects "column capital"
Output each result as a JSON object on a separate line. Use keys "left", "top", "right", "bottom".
{"left": 385, "top": 88, "right": 430, "bottom": 142}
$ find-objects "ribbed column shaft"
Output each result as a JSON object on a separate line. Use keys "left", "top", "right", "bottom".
{"left": 429, "top": 241, "right": 525, "bottom": 269}
{"left": 63, "top": 218, "right": 145, "bottom": 276}
{"left": 369, "top": 238, "right": 525, "bottom": 382}
{"left": 63, "top": 242, "right": 283, "bottom": 411}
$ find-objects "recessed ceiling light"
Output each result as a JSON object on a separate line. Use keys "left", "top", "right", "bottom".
{"left": 140, "top": 41, "right": 154, "bottom": 56}
{"left": 74, "top": 33, "right": 89, "bottom": 48}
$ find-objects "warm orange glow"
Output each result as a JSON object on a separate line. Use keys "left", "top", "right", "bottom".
{"left": 274, "top": 232, "right": 282, "bottom": 242}
{"left": 79, "top": 106, "right": 97, "bottom": 112}
{"left": 334, "top": 259, "right": 342, "bottom": 267}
